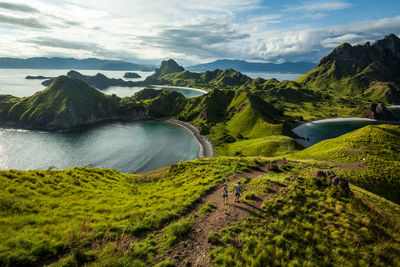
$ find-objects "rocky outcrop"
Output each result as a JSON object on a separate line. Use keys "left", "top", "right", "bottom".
{"left": 314, "top": 170, "right": 352, "bottom": 195}
{"left": 143, "top": 59, "right": 185, "bottom": 84}
{"left": 365, "top": 103, "right": 396, "bottom": 120}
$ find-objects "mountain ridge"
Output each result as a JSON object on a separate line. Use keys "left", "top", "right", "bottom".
{"left": 0, "top": 57, "right": 155, "bottom": 71}
{"left": 187, "top": 59, "right": 316, "bottom": 73}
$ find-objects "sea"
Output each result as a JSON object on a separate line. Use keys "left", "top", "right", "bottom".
{"left": 0, "top": 69, "right": 202, "bottom": 173}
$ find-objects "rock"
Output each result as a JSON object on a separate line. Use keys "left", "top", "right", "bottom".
{"left": 267, "top": 163, "right": 279, "bottom": 172}
{"left": 316, "top": 171, "right": 327, "bottom": 178}
{"left": 327, "top": 170, "right": 336, "bottom": 178}
{"left": 331, "top": 176, "right": 352, "bottom": 195}
{"left": 286, "top": 176, "right": 300, "bottom": 182}
{"left": 366, "top": 103, "right": 396, "bottom": 121}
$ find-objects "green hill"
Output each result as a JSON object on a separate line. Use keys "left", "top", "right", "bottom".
{"left": 295, "top": 124, "right": 400, "bottom": 203}
{"left": 0, "top": 76, "right": 124, "bottom": 130}
{"left": 296, "top": 34, "right": 400, "bottom": 104}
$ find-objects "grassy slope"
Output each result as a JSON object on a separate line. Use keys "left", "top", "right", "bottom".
{"left": 2, "top": 76, "right": 120, "bottom": 129}
{"left": 294, "top": 124, "right": 400, "bottom": 203}
{"left": 1, "top": 157, "right": 400, "bottom": 266}
{"left": 217, "top": 135, "right": 302, "bottom": 157}
{"left": 208, "top": 160, "right": 400, "bottom": 266}
{"left": 0, "top": 158, "right": 260, "bottom": 266}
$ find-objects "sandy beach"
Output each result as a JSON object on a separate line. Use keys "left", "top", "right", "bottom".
{"left": 151, "top": 85, "right": 209, "bottom": 94}
{"left": 292, "top": 117, "right": 376, "bottom": 138}
{"left": 162, "top": 118, "right": 215, "bottom": 158}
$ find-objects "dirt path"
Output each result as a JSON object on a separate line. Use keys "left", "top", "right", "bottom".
{"left": 166, "top": 166, "right": 279, "bottom": 266}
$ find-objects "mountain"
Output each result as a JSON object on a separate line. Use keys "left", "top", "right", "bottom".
{"left": 0, "top": 57, "right": 155, "bottom": 71}
{"left": 187, "top": 59, "right": 316, "bottom": 73}
{"left": 42, "top": 70, "right": 137, "bottom": 89}
{"left": 0, "top": 76, "right": 147, "bottom": 130}
{"left": 137, "top": 59, "right": 253, "bottom": 89}
{"left": 297, "top": 34, "right": 400, "bottom": 103}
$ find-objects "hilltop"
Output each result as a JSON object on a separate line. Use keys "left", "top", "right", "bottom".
{"left": 297, "top": 34, "right": 400, "bottom": 103}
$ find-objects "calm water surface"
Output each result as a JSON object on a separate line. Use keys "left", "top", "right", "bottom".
{"left": 0, "top": 121, "right": 199, "bottom": 173}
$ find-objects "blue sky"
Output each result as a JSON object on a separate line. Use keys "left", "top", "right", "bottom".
{"left": 0, "top": 0, "right": 399, "bottom": 65}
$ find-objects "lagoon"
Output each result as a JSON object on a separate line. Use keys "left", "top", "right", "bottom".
{"left": 293, "top": 117, "right": 399, "bottom": 147}
{"left": 0, "top": 120, "right": 199, "bottom": 173}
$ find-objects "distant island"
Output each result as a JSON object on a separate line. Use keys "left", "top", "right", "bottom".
{"left": 186, "top": 59, "right": 316, "bottom": 73}
{"left": 42, "top": 70, "right": 137, "bottom": 89}
{"left": 123, "top": 72, "right": 141, "bottom": 78}
{"left": 25, "top": 75, "right": 54, "bottom": 80}
{"left": 0, "top": 57, "right": 155, "bottom": 71}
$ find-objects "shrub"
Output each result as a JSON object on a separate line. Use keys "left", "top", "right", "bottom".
{"left": 207, "top": 232, "right": 221, "bottom": 245}
{"left": 166, "top": 218, "right": 193, "bottom": 246}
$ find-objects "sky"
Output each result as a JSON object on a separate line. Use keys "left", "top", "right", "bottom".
{"left": 0, "top": 0, "right": 399, "bottom": 65}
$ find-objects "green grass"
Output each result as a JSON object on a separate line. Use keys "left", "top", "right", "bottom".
{"left": 0, "top": 157, "right": 262, "bottom": 266}
{"left": 217, "top": 135, "right": 301, "bottom": 157}
{"left": 209, "top": 162, "right": 400, "bottom": 266}
{"left": 165, "top": 218, "right": 194, "bottom": 246}
{"left": 294, "top": 124, "right": 400, "bottom": 203}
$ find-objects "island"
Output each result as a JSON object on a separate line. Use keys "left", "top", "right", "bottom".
{"left": 123, "top": 72, "right": 141, "bottom": 78}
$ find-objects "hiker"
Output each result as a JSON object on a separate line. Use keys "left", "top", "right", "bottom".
{"left": 222, "top": 183, "right": 228, "bottom": 204}
{"left": 233, "top": 183, "right": 242, "bottom": 203}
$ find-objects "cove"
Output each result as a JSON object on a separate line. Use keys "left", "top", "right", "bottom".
{"left": 292, "top": 118, "right": 397, "bottom": 147}
{"left": 0, "top": 120, "right": 200, "bottom": 173}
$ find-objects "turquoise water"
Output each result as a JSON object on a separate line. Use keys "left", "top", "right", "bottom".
{"left": 295, "top": 119, "right": 399, "bottom": 147}
{"left": 388, "top": 106, "right": 400, "bottom": 119}
{"left": 0, "top": 121, "right": 199, "bottom": 173}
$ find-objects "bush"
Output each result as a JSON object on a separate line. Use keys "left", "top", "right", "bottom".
{"left": 199, "top": 201, "right": 216, "bottom": 214}
{"left": 207, "top": 232, "right": 221, "bottom": 245}
{"left": 166, "top": 218, "right": 193, "bottom": 246}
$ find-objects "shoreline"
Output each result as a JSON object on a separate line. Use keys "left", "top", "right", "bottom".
{"left": 151, "top": 85, "right": 209, "bottom": 94}
{"left": 292, "top": 117, "right": 377, "bottom": 139}
{"left": 162, "top": 118, "right": 215, "bottom": 158}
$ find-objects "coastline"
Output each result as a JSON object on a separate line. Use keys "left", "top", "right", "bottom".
{"left": 292, "top": 117, "right": 377, "bottom": 138}
{"left": 162, "top": 118, "right": 215, "bottom": 158}
{"left": 151, "top": 85, "right": 209, "bottom": 94}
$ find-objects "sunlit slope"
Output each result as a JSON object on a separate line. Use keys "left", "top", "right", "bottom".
{"left": 295, "top": 124, "right": 400, "bottom": 203}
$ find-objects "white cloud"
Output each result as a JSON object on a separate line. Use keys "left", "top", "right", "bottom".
{"left": 246, "top": 16, "right": 400, "bottom": 62}
{"left": 0, "top": 0, "right": 399, "bottom": 65}
{"left": 289, "top": 0, "right": 352, "bottom": 12}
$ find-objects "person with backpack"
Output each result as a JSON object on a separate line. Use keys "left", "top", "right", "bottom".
{"left": 222, "top": 183, "right": 228, "bottom": 204}
{"left": 233, "top": 183, "right": 242, "bottom": 203}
